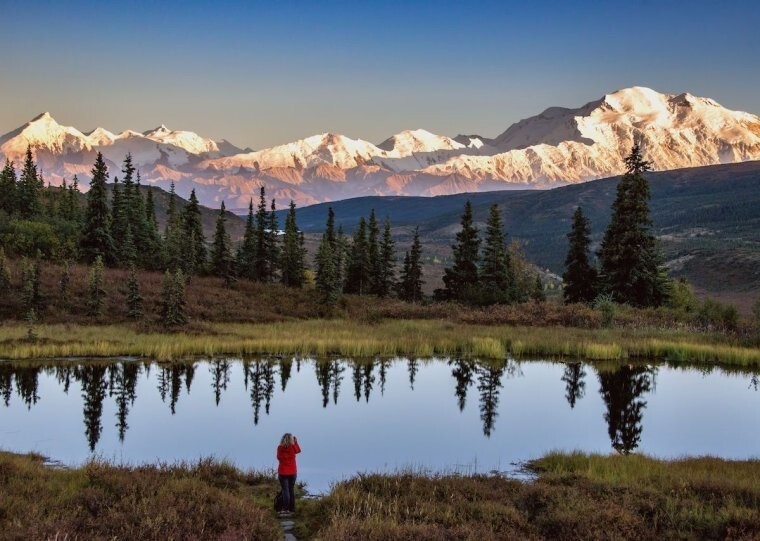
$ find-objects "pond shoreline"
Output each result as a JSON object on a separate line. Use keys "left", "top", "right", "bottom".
{"left": 2, "top": 450, "right": 758, "bottom": 540}
{"left": 1, "top": 319, "right": 758, "bottom": 367}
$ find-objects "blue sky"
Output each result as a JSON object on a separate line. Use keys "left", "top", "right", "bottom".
{"left": 1, "top": 0, "right": 758, "bottom": 148}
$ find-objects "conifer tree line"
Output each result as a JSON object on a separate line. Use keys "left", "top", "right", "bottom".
{"left": 562, "top": 145, "right": 669, "bottom": 308}
{"left": 0, "top": 147, "right": 307, "bottom": 287}
{"left": 313, "top": 207, "right": 423, "bottom": 305}
{"left": 436, "top": 202, "right": 541, "bottom": 305}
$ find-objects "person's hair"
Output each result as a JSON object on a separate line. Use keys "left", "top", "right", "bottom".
{"left": 280, "top": 433, "right": 294, "bottom": 447}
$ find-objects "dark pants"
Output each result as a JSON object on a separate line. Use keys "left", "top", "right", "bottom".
{"left": 278, "top": 474, "right": 297, "bottom": 512}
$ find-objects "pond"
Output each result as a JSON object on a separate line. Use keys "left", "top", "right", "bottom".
{"left": 1, "top": 358, "right": 758, "bottom": 493}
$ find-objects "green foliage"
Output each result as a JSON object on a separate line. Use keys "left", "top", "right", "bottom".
{"left": 59, "top": 260, "right": 71, "bottom": 309}
{"left": 440, "top": 201, "right": 480, "bottom": 302}
{"left": 376, "top": 218, "right": 396, "bottom": 297}
{"left": 86, "top": 256, "right": 106, "bottom": 317}
{"left": 236, "top": 199, "right": 257, "bottom": 280}
{"left": 0, "top": 159, "right": 18, "bottom": 215}
{"left": 479, "top": 204, "right": 514, "bottom": 305}
{"left": 21, "top": 255, "right": 43, "bottom": 312}
{"left": 0, "top": 217, "right": 79, "bottom": 260}
{"left": 253, "top": 187, "right": 270, "bottom": 281}
{"left": 697, "top": 298, "right": 738, "bottom": 331}
{"left": 594, "top": 293, "right": 616, "bottom": 328}
{"left": 160, "top": 269, "right": 188, "bottom": 327}
{"left": 0, "top": 248, "right": 10, "bottom": 291}
{"left": 265, "top": 199, "right": 280, "bottom": 282}
{"left": 367, "top": 209, "right": 382, "bottom": 294}
{"left": 598, "top": 145, "right": 669, "bottom": 307}
{"left": 563, "top": 206, "right": 597, "bottom": 304}
{"left": 398, "top": 227, "right": 424, "bottom": 302}
{"left": 531, "top": 275, "right": 546, "bottom": 302}
{"left": 210, "top": 201, "right": 235, "bottom": 285}
{"left": 345, "top": 217, "right": 371, "bottom": 295}
{"left": 315, "top": 208, "right": 343, "bottom": 305}
{"left": 180, "top": 188, "right": 207, "bottom": 274}
{"left": 126, "top": 268, "right": 143, "bottom": 320}
{"left": 667, "top": 278, "right": 699, "bottom": 313}
{"left": 80, "top": 153, "right": 115, "bottom": 264}
{"left": 280, "top": 201, "right": 305, "bottom": 288}
{"left": 17, "top": 146, "right": 43, "bottom": 219}
{"left": 25, "top": 308, "right": 37, "bottom": 343}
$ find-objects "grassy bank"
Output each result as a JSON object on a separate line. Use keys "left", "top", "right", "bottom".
{"left": 3, "top": 451, "right": 757, "bottom": 541}
{"left": 0, "top": 319, "right": 759, "bottom": 366}
{"left": 0, "top": 451, "right": 282, "bottom": 541}
{"left": 298, "top": 452, "right": 760, "bottom": 540}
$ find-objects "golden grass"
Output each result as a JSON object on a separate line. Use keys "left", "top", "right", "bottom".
{"left": 0, "top": 319, "right": 758, "bottom": 367}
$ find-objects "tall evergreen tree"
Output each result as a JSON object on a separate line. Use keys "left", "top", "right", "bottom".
{"left": 210, "top": 201, "right": 235, "bottom": 284}
{"left": 126, "top": 267, "right": 143, "bottom": 320}
{"left": 110, "top": 175, "right": 128, "bottom": 260}
{"left": 345, "top": 217, "right": 371, "bottom": 294}
{"left": 280, "top": 201, "right": 305, "bottom": 287}
{"left": 80, "top": 153, "right": 115, "bottom": 264}
{"left": 265, "top": 199, "right": 280, "bottom": 281}
{"left": 479, "top": 204, "right": 514, "bottom": 305}
{"left": 59, "top": 175, "right": 82, "bottom": 223}
{"left": 375, "top": 218, "right": 396, "bottom": 297}
{"left": 86, "top": 256, "right": 106, "bottom": 317}
{"left": 163, "top": 182, "right": 183, "bottom": 270}
{"left": 141, "top": 183, "right": 163, "bottom": 269}
{"left": 17, "top": 146, "right": 43, "bottom": 218}
{"left": 21, "top": 255, "right": 43, "bottom": 312}
{"left": 398, "top": 227, "right": 424, "bottom": 302}
{"left": 335, "top": 224, "right": 348, "bottom": 289}
{"left": 440, "top": 201, "right": 480, "bottom": 302}
{"left": 180, "top": 188, "right": 206, "bottom": 273}
{"left": 563, "top": 206, "right": 597, "bottom": 304}
{"left": 237, "top": 199, "right": 257, "bottom": 280}
{"left": 0, "top": 160, "right": 17, "bottom": 215}
{"left": 598, "top": 145, "right": 668, "bottom": 307}
{"left": 160, "top": 269, "right": 188, "bottom": 327}
{"left": 367, "top": 209, "right": 382, "bottom": 293}
{"left": 315, "top": 208, "right": 342, "bottom": 305}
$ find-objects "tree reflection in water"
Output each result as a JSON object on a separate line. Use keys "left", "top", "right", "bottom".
{"left": 2, "top": 358, "right": 755, "bottom": 455}
{"left": 598, "top": 364, "right": 656, "bottom": 454}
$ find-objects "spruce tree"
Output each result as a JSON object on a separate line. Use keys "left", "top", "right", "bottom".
{"left": 86, "top": 256, "right": 106, "bottom": 317}
{"left": 163, "top": 182, "right": 183, "bottom": 271}
{"left": 126, "top": 267, "right": 143, "bottom": 320}
{"left": 440, "top": 201, "right": 480, "bottom": 302}
{"left": 80, "top": 153, "right": 115, "bottom": 264}
{"left": 142, "top": 183, "right": 163, "bottom": 269}
{"left": 160, "top": 269, "right": 187, "bottom": 327}
{"left": 367, "top": 209, "right": 382, "bottom": 293}
{"left": 21, "top": 256, "right": 43, "bottom": 311}
{"left": 237, "top": 199, "right": 257, "bottom": 280}
{"left": 0, "top": 160, "right": 17, "bottom": 215}
{"left": 598, "top": 145, "right": 668, "bottom": 307}
{"left": 58, "top": 260, "right": 71, "bottom": 309}
{"left": 345, "top": 217, "right": 371, "bottom": 294}
{"left": 181, "top": 188, "right": 206, "bottom": 273}
{"left": 398, "top": 227, "right": 424, "bottom": 302}
{"left": 335, "top": 224, "right": 348, "bottom": 289}
{"left": 563, "top": 206, "right": 597, "bottom": 304}
{"left": 111, "top": 175, "right": 128, "bottom": 262}
{"left": 17, "top": 146, "right": 42, "bottom": 218}
{"left": 315, "top": 232, "right": 339, "bottom": 305}
{"left": 253, "top": 187, "right": 269, "bottom": 281}
{"left": 376, "top": 218, "right": 396, "bottom": 297}
{"left": 265, "top": 199, "right": 280, "bottom": 282}
{"left": 480, "top": 204, "right": 513, "bottom": 305}
{"left": 280, "top": 201, "right": 305, "bottom": 287}
{"left": 0, "top": 249, "right": 10, "bottom": 292}
{"left": 210, "top": 201, "right": 235, "bottom": 285}
{"left": 64, "top": 176, "right": 82, "bottom": 223}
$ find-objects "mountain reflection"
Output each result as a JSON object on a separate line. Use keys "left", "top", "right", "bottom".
{"left": 0, "top": 359, "right": 754, "bottom": 453}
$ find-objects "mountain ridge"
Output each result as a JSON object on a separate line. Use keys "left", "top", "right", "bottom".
{"left": 2, "top": 86, "right": 759, "bottom": 207}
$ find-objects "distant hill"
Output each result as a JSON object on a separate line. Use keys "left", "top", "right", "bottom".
{"left": 280, "top": 161, "right": 760, "bottom": 308}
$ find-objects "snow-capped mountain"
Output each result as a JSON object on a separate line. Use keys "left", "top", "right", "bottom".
{"left": 1, "top": 86, "right": 759, "bottom": 208}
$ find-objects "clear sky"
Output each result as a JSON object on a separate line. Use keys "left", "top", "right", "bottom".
{"left": 1, "top": 0, "right": 758, "bottom": 149}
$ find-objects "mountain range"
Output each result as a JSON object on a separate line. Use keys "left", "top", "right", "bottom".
{"left": 2, "top": 86, "right": 759, "bottom": 208}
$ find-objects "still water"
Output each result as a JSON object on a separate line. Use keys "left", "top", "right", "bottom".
{"left": 1, "top": 358, "right": 758, "bottom": 492}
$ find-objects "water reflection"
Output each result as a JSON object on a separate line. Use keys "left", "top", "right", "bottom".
{"left": 0, "top": 358, "right": 757, "bottom": 455}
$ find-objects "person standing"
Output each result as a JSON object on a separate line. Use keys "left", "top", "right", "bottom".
{"left": 276, "top": 432, "right": 301, "bottom": 514}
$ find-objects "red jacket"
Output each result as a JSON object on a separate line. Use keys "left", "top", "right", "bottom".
{"left": 277, "top": 440, "right": 301, "bottom": 475}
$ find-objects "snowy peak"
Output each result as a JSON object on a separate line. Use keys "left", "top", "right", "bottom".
{"left": 0, "top": 111, "right": 89, "bottom": 158}
{"left": 377, "top": 129, "right": 465, "bottom": 155}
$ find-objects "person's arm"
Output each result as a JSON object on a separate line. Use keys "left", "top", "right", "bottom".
{"left": 277, "top": 445, "right": 285, "bottom": 461}
{"left": 294, "top": 438, "right": 301, "bottom": 454}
